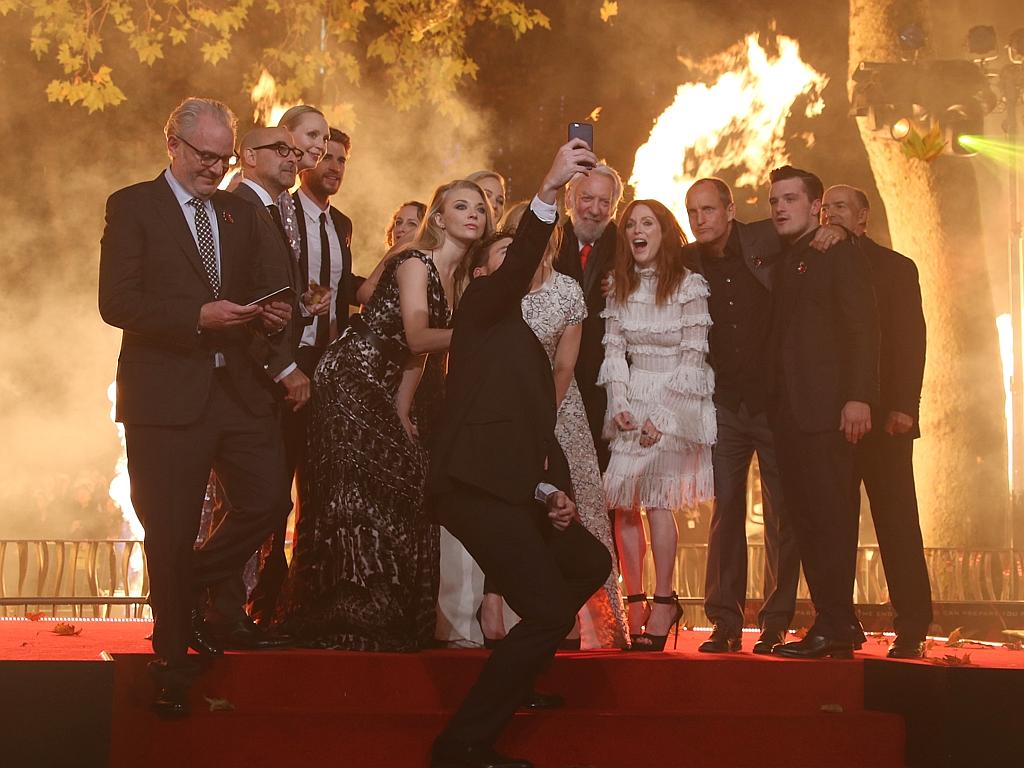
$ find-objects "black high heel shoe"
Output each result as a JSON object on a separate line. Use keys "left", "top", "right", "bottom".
{"left": 631, "top": 593, "right": 683, "bottom": 652}
{"left": 475, "top": 604, "right": 504, "bottom": 650}
{"left": 625, "top": 593, "right": 651, "bottom": 646}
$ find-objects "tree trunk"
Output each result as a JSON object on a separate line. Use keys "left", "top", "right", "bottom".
{"left": 849, "top": 0, "right": 1007, "bottom": 547}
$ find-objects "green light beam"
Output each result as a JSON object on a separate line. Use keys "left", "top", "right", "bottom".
{"left": 958, "top": 134, "right": 1023, "bottom": 166}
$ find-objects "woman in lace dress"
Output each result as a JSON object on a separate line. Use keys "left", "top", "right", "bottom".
{"left": 472, "top": 205, "right": 628, "bottom": 649}
{"left": 600, "top": 199, "right": 716, "bottom": 651}
{"left": 274, "top": 180, "right": 492, "bottom": 651}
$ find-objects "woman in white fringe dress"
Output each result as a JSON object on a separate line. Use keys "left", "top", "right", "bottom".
{"left": 599, "top": 199, "right": 716, "bottom": 651}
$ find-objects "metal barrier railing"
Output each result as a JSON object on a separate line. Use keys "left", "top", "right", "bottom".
{"left": 0, "top": 539, "right": 149, "bottom": 618}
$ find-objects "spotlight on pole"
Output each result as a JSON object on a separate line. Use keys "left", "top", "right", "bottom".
{"left": 967, "top": 26, "right": 999, "bottom": 63}
{"left": 1009, "top": 29, "right": 1024, "bottom": 65}
{"left": 891, "top": 117, "right": 912, "bottom": 140}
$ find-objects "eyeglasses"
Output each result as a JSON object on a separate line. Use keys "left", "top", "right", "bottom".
{"left": 173, "top": 135, "right": 238, "bottom": 169}
{"left": 252, "top": 142, "right": 304, "bottom": 160}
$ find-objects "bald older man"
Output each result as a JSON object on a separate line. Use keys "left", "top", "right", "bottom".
{"left": 821, "top": 184, "right": 931, "bottom": 658}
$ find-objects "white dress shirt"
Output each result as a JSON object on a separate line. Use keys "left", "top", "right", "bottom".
{"left": 296, "top": 188, "right": 345, "bottom": 348}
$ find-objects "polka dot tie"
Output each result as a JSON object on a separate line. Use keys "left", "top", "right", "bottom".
{"left": 188, "top": 197, "right": 220, "bottom": 298}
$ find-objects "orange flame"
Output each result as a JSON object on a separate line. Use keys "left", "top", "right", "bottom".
{"left": 629, "top": 32, "right": 827, "bottom": 239}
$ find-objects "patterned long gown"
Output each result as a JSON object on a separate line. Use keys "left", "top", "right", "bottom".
{"left": 522, "top": 271, "right": 629, "bottom": 648}
{"left": 274, "top": 250, "right": 447, "bottom": 651}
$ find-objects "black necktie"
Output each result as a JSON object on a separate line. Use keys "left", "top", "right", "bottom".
{"left": 316, "top": 212, "right": 331, "bottom": 347}
{"left": 267, "top": 203, "right": 288, "bottom": 247}
{"left": 187, "top": 198, "right": 220, "bottom": 297}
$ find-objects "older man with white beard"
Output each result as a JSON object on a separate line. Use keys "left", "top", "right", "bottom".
{"left": 553, "top": 163, "right": 624, "bottom": 471}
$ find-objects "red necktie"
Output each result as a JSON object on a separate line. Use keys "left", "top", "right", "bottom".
{"left": 579, "top": 243, "right": 593, "bottom": 273}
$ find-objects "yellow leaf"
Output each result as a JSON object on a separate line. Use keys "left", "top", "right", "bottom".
{"left": 30, "top": 35, "right": 50, "bottom": 57}
{"left": 600, "top": 1, "right": 618, "bottom": 22}
{"left": 169, "top": 27, "right": 187, "bottom": 45}
{"left": 0, "top": 0, "right": 18, "bottom": 15}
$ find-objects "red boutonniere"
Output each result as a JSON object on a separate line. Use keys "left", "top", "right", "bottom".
{"left": 752, "top": 255, "right": 765, "bottom": 268}
{"left": 796, "top": 261, "right": 807, "bottom": 274}
{"left": 222, "top": 211, "right": 234, "bottom": 224}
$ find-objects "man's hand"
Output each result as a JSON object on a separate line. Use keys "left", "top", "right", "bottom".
{"left": 614, "top": 411, "right": 638, "bottom": 432}
{"left": 840, "top": 401, "right": 872, "bottom": 444}
{"left": 538, "top": 139, "right": 599, "bottom": 204}
{"left": 601, "top": 272, "right": 615, "bottom": 298}
{"left": 198, "top": 300, "right": 261, "bottom": 330}
{"left": 885, "top": 410, "right": 914, "bottom": 436}
{"left": 546, "top": 491, "right": 576, "bottom": 531}
{"left": 259, "top": 300, "right": 292, "bottom": 334}
{"left": 281, "top": 368, "right": 310, "bottom": 412}
{"left": 809, "top": 224, "right": 849, "bottom": 252}
{"left": 639, "top": 418, "right": 662, "bottom": 448}
{"left": 302, "top": 286, "right": 333, "bottom": 317}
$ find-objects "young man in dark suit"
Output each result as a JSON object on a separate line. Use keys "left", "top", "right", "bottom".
{"left": 427, "top": 140, "right": 612, "bottom": 768}
{"left": 552, "top": 163, "right": 624, "bottom": 471}
{"left": 688, "top": 178, "right": 850, "bottom": 655}
{"left": 765, "top": 166, "right": 880, "bottom": 660}
{"left": 98, "top": 98, "right": 294, "bottom": 716}
{"left": 822, "top": 184, "right": 930, "bottom": 658}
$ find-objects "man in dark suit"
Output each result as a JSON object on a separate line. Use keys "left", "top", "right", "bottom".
{"left": 98, "top": 98, "right": 294, "bottom": 715}
{"left": 206, "top": 125, "right": 317, "bottom": 643}
{"left": 822, "top": 184, "right": 930, "bottom": 658}
{"left": 765, "top": 166, "right": 880, "bottom": 660}
{"left": 553, "top": 163, "right": 624, "bottom": 471}
{"left": 688, "top": 178, "right": 851, "bottom": 655}
{"left": 427, "top": 141, "right": 612, "bottom": 768}
{"left": 244, "top": 127, "right": 365, "bottom": 623}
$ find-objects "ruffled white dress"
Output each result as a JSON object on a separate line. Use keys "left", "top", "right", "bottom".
{"left": 599, "top": 267, "right": 716, "bottom": 511}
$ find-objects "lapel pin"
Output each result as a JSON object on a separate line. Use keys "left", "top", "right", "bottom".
{"left": 752, "top": 256, "right": 764, "bottom": 268}
{"left": 222, "top": 211, "right": 234, "bottom": 224}
{"left": 797, "top": 261, "right": 807, "bottom": 274}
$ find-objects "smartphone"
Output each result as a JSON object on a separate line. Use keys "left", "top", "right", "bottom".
{"left": 568, "top": 122, "right": 594, "bottom": 151}
{"left": 246, "top": 285, "right": 296, "bottom": 307}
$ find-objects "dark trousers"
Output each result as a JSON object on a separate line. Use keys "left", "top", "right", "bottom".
{"left": 437, "top": 481, "right": 611, "bottom": 747}
{"left": 125, "top": 372, "right": 289, "bottom": 674}
{"left": 853, "top": 430, "right": 932, "bottom": 638}
{"left": 704, "top": 403, "right": 800, "bottom": 633}
{"left": 771, "top": 400, "right": 860, "bottom": 641}
{"left": 214, "top": 345, "right": 324, "bottom": 625}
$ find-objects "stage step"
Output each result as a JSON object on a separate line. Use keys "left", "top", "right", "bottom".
{"left": 112, "top": 709, "right": 905, "bottom": 768}
{"left": 113, "top": 649, "right": 871, "bottom": 716}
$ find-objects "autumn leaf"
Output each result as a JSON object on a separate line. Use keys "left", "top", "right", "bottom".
{"left": 600, "top": 1, "right": 618, "bottom": 23}
{"left": 52, "top": 622, "right": 82, "bottom": 636}
{"left": 945, "top": 627, "right": 963, "bottom": 647}
{"left": 26, "top": 611, "right": 45, "bottom": 621}
{"left": 204, "top": 696, "right": 235, "bottom": 712}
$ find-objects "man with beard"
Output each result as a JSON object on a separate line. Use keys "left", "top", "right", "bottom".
{"left": 821, "top": 184, "right": 930, "bottom": 658}
{"left": 766, "top": 166, "right": 879, "bottom": 660}
{"left": 553, "top": 163, "right": 624, "bottom": 470}
{"left": 99, "top": 97, "right": 292, "bottom": 715}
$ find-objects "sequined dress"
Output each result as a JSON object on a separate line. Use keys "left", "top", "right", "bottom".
{"left": 522, "top": 271, "right": 628, "bottom": 648}
{"left": 274, "top": 250, "right": 446, "bottom": 651}
{"left": 599, "top": 268, "right": 716, "bottom": 511}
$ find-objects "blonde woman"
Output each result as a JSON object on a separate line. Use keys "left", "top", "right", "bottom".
{"left": 275, "top": 180, "right": 493, "bottom": 651}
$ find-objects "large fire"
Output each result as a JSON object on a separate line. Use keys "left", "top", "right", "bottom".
{"left": 629, "top": 32, "right": 828, "bottom": 238}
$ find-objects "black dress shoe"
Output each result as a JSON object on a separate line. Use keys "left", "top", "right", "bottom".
{"left": 772, "top": 634, "right": 854, "bottom": 659}
{"left": 189, "top": 611, "right": 223, "bottom": 655}
{"left": 752, "top": 628, "right": 785, "bottom": 655}
{"left": 520, "top": 690, "right": 564, "bottom": 710}
{"left": 430, "top": 738, "right": 533, "bottom": 768}
{"left": 887, "top": 636, "right": 926, "bottom": 659}
{"left": 698, "top": 626, "right": 742, "bottom": 653}
{"left": 152, "top": 686, "right": 189, "bottom": 718}
{"left": 211, "top": 618, "right": 292, "bottom": 650}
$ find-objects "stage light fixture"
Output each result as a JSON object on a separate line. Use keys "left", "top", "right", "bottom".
{"left": 891, "top": 118, "right": 912, "bottom": 140}
{"left": 898, "top": 24, "right": 926, "bottom": 60}
{"left": 944, "top": 104, "right": 984, "bottom": 156}
{"left": 1009, "top": 29, "right": 1024, "bottom": 65}
{"left": 967, "top": 26, "right": 998, "bottom": 61}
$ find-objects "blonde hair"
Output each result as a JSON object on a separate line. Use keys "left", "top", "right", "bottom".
{"left": 466, "top": 169, "right": 506, "bottom": 193}
{"left": 277, "top": 105, "right": 326, "bottom": 130}
{"left": 388, "top": 179, "right": 494, "bottom": 306}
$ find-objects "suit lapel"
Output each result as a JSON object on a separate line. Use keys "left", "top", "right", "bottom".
{"left": 330, "top": 207, "right": 353, "bottom": 322}
{"left": 151, "top": 174, "right": 212, "bottom": 295}
{"left": 735, "top": 221, "right": 773, "bottom": 291}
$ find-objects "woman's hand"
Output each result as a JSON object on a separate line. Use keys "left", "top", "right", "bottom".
{"left": 399, "top": 412, "right": 419, "bottom": 441}
{"left": 614, "top": 411, "right": 638, "bottom": 432}
{"left": 639, "top": 418, "right": 662, "bottom": 448}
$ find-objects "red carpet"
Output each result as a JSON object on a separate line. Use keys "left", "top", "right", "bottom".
{"left": 4, "top": 618, "right": 1020, "bottom": 767}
